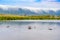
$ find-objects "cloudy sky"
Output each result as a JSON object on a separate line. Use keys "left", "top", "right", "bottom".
{"left": 0, "top": 0, "right": 60, "bottom": 8}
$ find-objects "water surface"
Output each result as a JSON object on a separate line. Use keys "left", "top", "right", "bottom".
{"left": 0, "top": 20, "right": 60, "bottom": 40}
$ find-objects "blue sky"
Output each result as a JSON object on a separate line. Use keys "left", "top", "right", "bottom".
{"left": 0, "top": 0, "right": 60, "bottom": 8}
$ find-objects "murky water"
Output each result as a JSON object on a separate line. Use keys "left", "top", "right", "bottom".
{"left": 0, "top": 20, "right": 60, "bottom": 40}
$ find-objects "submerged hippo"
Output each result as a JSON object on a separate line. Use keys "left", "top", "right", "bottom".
{"left": 49, "top": 28, "right": 52, "bottom": 30}
{"left": 7, "top": 26, "right": 10, "bottom": 28}
{"left": 28, "top": 26, "right": 32, "bottom": 30}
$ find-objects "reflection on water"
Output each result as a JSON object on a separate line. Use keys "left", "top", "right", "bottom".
{"left": 0, "top": 21, "right": 60, "bottom": 28}
{"left": 0, "top": 21, "right": 60, "bottom": 31}
{"left": 0, "top": 21, "right": 60, "bottom": 40}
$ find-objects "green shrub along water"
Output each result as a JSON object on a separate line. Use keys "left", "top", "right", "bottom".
{"left": 0, "top": 14, "right": 60, "bottom": 20}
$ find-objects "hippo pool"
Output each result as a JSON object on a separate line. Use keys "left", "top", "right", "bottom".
{"left": 0, "top": 20, "right": 60, "bottom": 40}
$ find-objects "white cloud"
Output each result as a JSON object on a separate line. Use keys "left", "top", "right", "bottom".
{"left": 0, "top": 0, "right": 60, "bottom": 8}
{"left": 4, "top": 0, "right": 35, "bottom": 2}
{"left": 37, "top": 0, "right": 59, "bottom": 2}
{"left": 30, "top": 0, "right": 60, "bottom": 8}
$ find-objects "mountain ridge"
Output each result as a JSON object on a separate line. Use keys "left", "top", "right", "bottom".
{"left": 0, "top": 5, "right": 60, "bottom": 16}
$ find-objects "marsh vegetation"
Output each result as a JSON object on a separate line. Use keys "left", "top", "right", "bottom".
{"left": 0, "top": 14, "right": 60, "bottom": 20}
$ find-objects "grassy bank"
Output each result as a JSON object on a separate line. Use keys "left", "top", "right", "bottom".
{"left": 0, "top": 14, "right": 60, "bottom": 20}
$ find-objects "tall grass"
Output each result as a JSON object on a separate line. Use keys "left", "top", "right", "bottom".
{"left": 0, "top": 14, "right": 60, "bottom": 20}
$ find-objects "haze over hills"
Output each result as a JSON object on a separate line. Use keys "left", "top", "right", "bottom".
{"left": 0, "top": 5, "right": 60, "bottom": 16}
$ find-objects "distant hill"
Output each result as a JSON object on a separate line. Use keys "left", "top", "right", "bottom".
{"left": 0, "top": 5, "right": 60, "bottom": 16}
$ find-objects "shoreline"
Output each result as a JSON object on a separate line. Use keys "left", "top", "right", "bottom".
{"left": 1, "top": 20, "right": 60, "bottom": 22}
